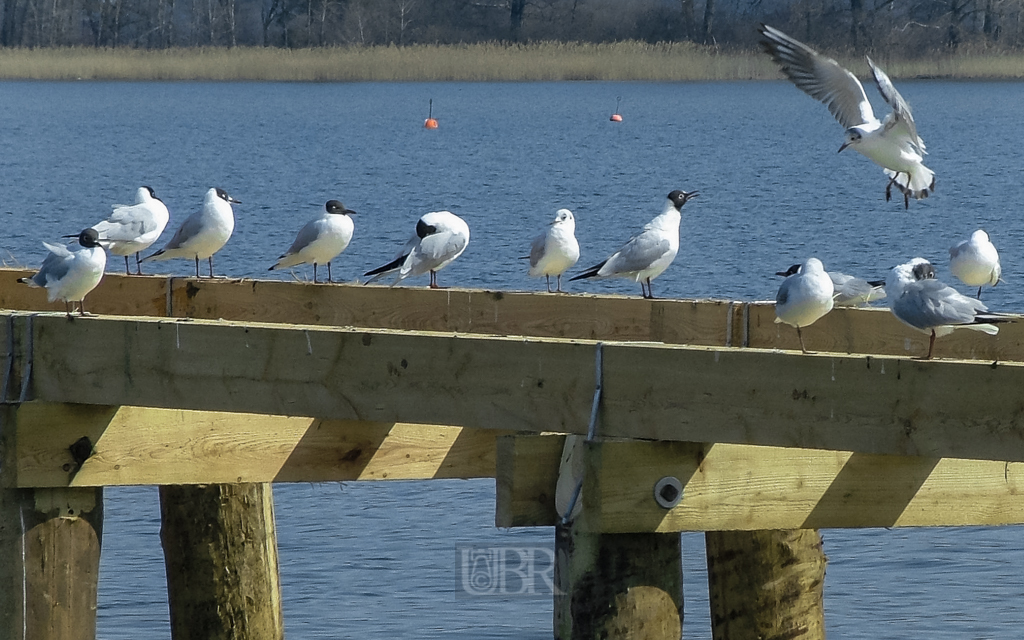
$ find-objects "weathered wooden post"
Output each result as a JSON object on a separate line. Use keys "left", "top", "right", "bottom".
{"left": 1, "top": 407, "right": 104, "bottom": 640}
{"left": 159, "top": 483, "right": 284, "bottom": 640}
{"left": 705, "top": 529, "right": 826, "bottom": 640}
{"left": 554, "top": 524, "right": 683, "bottom": 639}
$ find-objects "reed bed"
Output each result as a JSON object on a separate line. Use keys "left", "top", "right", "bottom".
{"left": 0, "top": 42, "right": 1022, "bottom": 81}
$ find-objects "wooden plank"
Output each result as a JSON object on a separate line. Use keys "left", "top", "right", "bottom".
{"left": 10, "top": 403, "right": 507, "bottom": 487}
{"left": 0, "top": 268, "right": 169, "bottom": 317}
{"left": 497, "top": 436, "right": 1024, "bottom": 530}
{"left": 18, "top": 312, "right": 1024, "bottom": 462}
{"left": 495, "top": 435, "right": 563, "bottom": 527}
{"left": 582, "top": 441, "right": 1024, "bottom": 531}
{"left": 740, "top": 302, "right": 1020, "bottom": 361}
{"left": 4, "top": 268, "right": 1024, "bottom": 361}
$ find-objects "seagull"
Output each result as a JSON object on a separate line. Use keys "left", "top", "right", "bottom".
{"left": 949, "top": 229, "right": 1001, "bottom": 299}
{"left": 887, "top": 257, "right": 1008, "bottom": 359}
{"left": 269, "top": 200, "right": 356, "bottom": 283}
{"left": 363, "top": 211, "right": 469, "bottom": 288}
{"left": 527, "top": 208, "right": 580, "bottom": 293}
{"left": 569, "top": 190, "right": 698, "bottom": 299}
{"left": 776, "top": 265, "right": 886, "bottom": 307}
{"left": 88, "top": 186, "right": 169, "bottom": 275}
{"left": 774, "top": 257, "right": 835, "bottom": 353}
{"left": 142, "top": 188, "right": 240, "bottom": 278}
{"left": 18, "top": 228, "right": 107, "bottom": 317}
{"left": 758, "top": 24, "right": 935, "bottom": 208}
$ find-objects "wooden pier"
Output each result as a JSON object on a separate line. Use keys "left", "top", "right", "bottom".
{"left": 2, "top": 267, "right": 1024, "bottom": 639}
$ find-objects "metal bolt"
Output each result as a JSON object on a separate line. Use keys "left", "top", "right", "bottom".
{"left": 654, "top": 476, "right": 683, "bottom": 509}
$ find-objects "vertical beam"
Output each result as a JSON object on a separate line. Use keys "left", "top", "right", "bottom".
{"left": 553, "top": 523, "right": 682, "bottom": 640}
{"left": 1, "top": 402, "right": 104, "bottom": 640}
{"left": 159, "top": 483, "right": 284, "bottom": 640}
{"left": 705, "top": 529, "right": 826, "bottom": 640}
{"left": 0, "top": 487, "right": 103, "bottom": 640}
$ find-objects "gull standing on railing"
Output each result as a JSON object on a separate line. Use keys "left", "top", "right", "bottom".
{"left": 570, "top": 190, "right": 698, "bottom": 299}
{"left": 363, "top": 211, "right": 470, "bottom": 288}
{"left": 89, "top": 186, "right": 169, "bottom": 275}
{"left": 270, "top": 200, "right": 356, "bottom": 283}
{"left": 949, "top": 229, "right": 1002, "bottom": 300}
{"left": 776, "top": 264, "right": 886, "bottom": 307}
{"left": 526, "top": 208, "right": 580, "bottom": 293}
{"left": 887, "top": 257, "right": 1008, "bottom": 359}
{"left": 774, "top": 257, "right": 835, "bottom": 353}
{"left": 19, "top": 228, "right": 107, "bottom": 317}
{"left": 143, "top": 187, "right": 240, "bottom": 278}
{"left": 758, "top": 24, "right": 935, "bottom": 208}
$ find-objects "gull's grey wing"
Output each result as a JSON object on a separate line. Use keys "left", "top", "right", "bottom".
{"left": 867, "top": 56, "right": 924, "bottom": 152}
{"left": 830, "top": 272, "right": 873, "bottom": 304}
{"left": 759, "top": 24, "right": 875, "bottom": 129}
{"left": 34, "top": 243, "right": 73, "bottom": 286}
{"left": 415, "top": 229, "right": 466, "bottom": 267}
{"left": 895, "top": 280, "right": 987, "bottom": 329}
{"left": 776, "top": 277, "right": 791, "bottom": 306}
{"left": 283, "top": 219, "right": 323, "bottom": 255}
{"left": 528, "top": 231, "right": 547, "bottom": 268}
{"left": 162, "top": 211, "right": 206, "bottom": 250}
{"left": 603, "top": 230, "right": 671, "bottom": 275}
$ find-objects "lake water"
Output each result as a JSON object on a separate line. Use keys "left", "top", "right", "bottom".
{"left": 3, "top": 79, "right": 1024, "bottom": 638}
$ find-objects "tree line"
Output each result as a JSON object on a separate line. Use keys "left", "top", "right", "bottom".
{"left": 1, "top": 0, "right": 1021, "bottom": 53}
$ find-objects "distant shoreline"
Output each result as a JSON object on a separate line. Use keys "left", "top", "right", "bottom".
{"left": 1, "top": 42, "right": 1023, "bottom": 82}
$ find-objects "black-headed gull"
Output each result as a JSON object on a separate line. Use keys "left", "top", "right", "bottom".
{"left": 143, "top": 187, "right": 240, "bottom": 278}
{"left": 270, "top": 200, "right": 356, "bottom": 283}
{"left": 774, "top": 257, "right": 835, "bottom": 353}
{"left": 527, "top": 208, "right": 580, "bottom": 293}
{"left": 759, "top": 24, "right": 935, "bottom": 208}
{"left": 363, "top": 211, "right": 469, "bottom": 288}
{"left": 777, "top": 264, "right": 886, "bottom": 307}
{"left": 887, "top": 257, "right": 1008, "bottom": 359}
{"left": 949, "top": 229, "right": 1001, "bottom": 299}
{"left": 19, "top": 228, "right": 107, "bottom": 317}
{"left": 89, "top": 186, "right": 169, "bottom": 275}
{"left": 570, "top": 190, "right": 697, "bottom": 299}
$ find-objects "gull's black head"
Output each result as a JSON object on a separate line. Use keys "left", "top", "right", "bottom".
{"left": 668, "top": 190, "right": 699, "bottom": 210}
{"left": 775, "top": 264, "right": 801, "bottom": 277}
{"left": 912, "top": 261, "right": 936, "bottom": 281}
{"left": 78, "top": 228, "right": 102, "bottom": 248}
{"left": 326, "top": 200, "right": 356, "bottom": 215}
{"left": 416, "top": 218, "right": 438, "bottom": 238}
{"left": 215, "top": 188, "right": 241, "bottom": 204}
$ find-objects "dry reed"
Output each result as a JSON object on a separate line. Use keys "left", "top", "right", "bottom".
{"left": 0, "top": 42, "right": 1022, "bottom": 81}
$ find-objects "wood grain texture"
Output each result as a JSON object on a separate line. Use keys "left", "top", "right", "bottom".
{"left": 498, "top": 436, "right": 1024, "bottom": 531}
{"left": 0, "top": 483, "right": 103, "bottom": 640}
{"left": 706, "top": 529, "right": 826, "bottom": 640}
{"left": 553, "top": 523, "right": 682, "bottom": 640}
{"left": 10, "top": 403, "right": 507, "bottom": 487}
{"left": 3, "top": 268, "right": 1022, "bottom": 361}
{"left": 160, "top": 483, "right": 283, "bottom": 640}
{"left": 495, "top": 434, "right": 563, "bottom": 527}
{"left": 16, "top": 312, "right": 1024, "bottom": 462}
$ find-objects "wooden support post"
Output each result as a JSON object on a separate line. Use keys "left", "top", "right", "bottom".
{"left": 159, "top": 483, "right": 284, "bottom": 640}
{"left": 705, "top": 529, "right": 826, "bottom": 640}
{"left": 554, "top": 523, "right": 682, "bottom": 640}
{"left": 0, "top": 487, "right": 103, "bottom": 640}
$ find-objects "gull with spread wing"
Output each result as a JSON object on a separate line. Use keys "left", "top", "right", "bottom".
{"left": 759, "top": 24, "right": 935, "bottom": 208}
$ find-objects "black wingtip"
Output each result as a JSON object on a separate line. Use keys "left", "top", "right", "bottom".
{"left": 364, "top": 254, "right": 407, "bottom": 278}
{"left": 569, "top": 260, "right": 606, "bottom": 282}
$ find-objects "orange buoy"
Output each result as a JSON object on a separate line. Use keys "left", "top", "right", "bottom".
{"left": 424, "top": 99, "right": 439, "bottom": 129}
{"left": 610, "top": 96, "right": 623, "bottom": 122}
